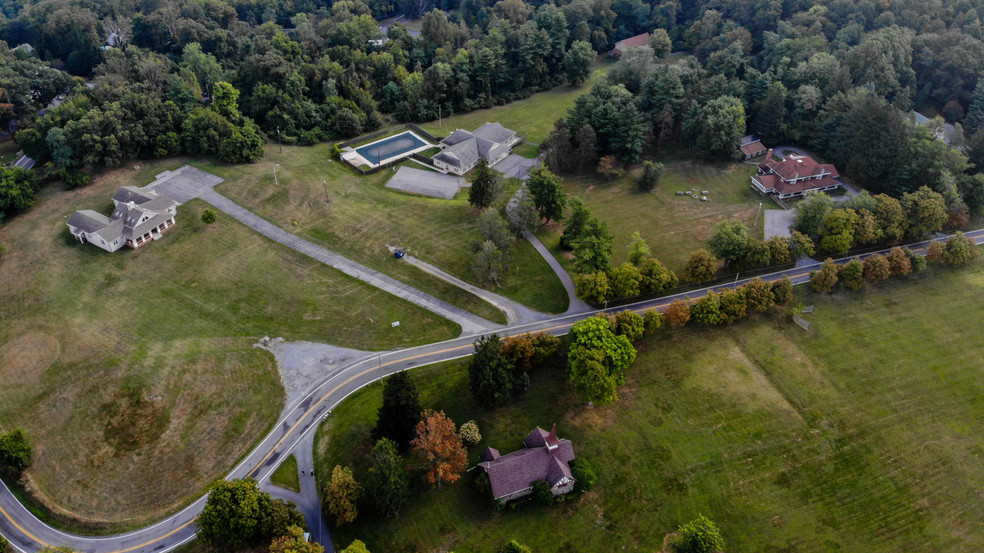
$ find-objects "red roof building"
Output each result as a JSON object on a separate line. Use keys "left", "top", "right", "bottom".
{"left": 609, "top": 33, "right": 651, "bottom": 59}
{"left": 740, "top": 140, "right": 767, "bottom": 159}
{"left": 477, "top": 424, "right": 576, "bottom": 503}
{"left": 751, "top": 149, "right": 841, "bottom": 199}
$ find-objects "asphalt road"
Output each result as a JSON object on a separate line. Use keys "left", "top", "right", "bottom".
{"left": 3, "top": 229, "right": 983, "bottom": 553}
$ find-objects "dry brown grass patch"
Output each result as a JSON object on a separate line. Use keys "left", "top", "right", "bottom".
{"left": 0, "top": 331, "right": 59, "bottom": 388}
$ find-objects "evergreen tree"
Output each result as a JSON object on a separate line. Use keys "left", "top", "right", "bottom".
{"left": 469, "top": 158, "right": 502, "bottom": 209}
{"left": 372, "top": 371, "right": 422, "bottom": 450}
{"left": 365, "top": 438, "right": 409, "bottom": 518}
{"left": 468, "top": 334, "right": 518, "bottom": 408}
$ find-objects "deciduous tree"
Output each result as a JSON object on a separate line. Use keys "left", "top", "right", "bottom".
{"left": 639, "top": 257, "right": 678, "bottom": 293}
{"left": 340, "top": 540, "right": 371, "bottom": 553}
{"left": 609, "top": 262, "right": 643, "bottom": 298}
{"left": 0, "top": 429, "right": 32, "bottom": 479}
{"left": 683, "top": 249, "right": 718, "bottom": 283}
{"left": 810, "top": 258, "right": 839, "bottom": 293}
{"left": 636, "top": 161, "right": 663, "bottom": 192}
{"left": 771, "top": 277, "right": 794, "bottom": 305}
{"left": 862, "top": 253, "right": 891, "bottom": 283}
{"left": 902, "top": 186, "right": 947, "bottom": 239}
{"left": 526, "top": 166, "right": 567, "bottom": 223}
{"left": 612, "top": 310, "right": 645, "bottom": 341}
{"left": 574, "top": 271, "right": 611, "bottom": 304}
{"left": 887, "top": 246, "right": 913, "bottom": 275}
{"left": 323, "top": 466, "right": 360, "bottom": 525}
{"left": 269, "top": 526, "right": 324, "bottom": 553}
{"left": 664, "top": 300, "right": 691, "bottom": 327}
{"left": 690, "top": 291, "right": 722, "bottom": 326}
{"left": 839, "top": 258, "right": 865, "bottom": 290}
{"left": 627, "top": 231, "right": 651, "bottom": 266}
{"left": 411, "top": 410, "right": 468, "bottom": 486}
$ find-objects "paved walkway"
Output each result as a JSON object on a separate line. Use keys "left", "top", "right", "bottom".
{"left": 506, "top": 185, "right": 592, "bottom": 315}
{"left": 260, "top": 430, "right": 333, "bottom": 553}
{"left": 401, "top": 254, "right": 546, "bottom": 324}
{"left": 199, "top": 189, "right": 498, "bottom": 334}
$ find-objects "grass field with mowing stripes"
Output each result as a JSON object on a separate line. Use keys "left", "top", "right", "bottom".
{"left": 317, "top": 255, "right": 984, "bottom": 553}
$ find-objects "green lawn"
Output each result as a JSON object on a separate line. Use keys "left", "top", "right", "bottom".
{"left": 539, "top": 146, "right": 764, "bottom": 274}
{"left": 0, "top": 161, "right": 458, "bottom": 530}
{"left": 418, "top": 58, "right": 614, "bottom": 145}
{"left": 270, "top": 455, "right": 301, "bottom": 493}
{"left": 316, "top": 256, "right": 984, "bottom": 552}
{"left": 207, "top": 145, "right": 567, "bottom": 316}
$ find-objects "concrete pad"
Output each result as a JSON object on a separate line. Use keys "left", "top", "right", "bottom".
{"left": 146, "top": 165, "right": 225, "bottom": 203}
{"left": 493, "top": 154, "right": 539, "bottom": 180}
{"left": 764, "top": 209, "right": 796, "bottom": 240}
{"left": 386, "top": 166, "right": 465, "bottom": 199}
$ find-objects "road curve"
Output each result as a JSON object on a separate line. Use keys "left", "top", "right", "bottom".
{"left": 2, "top": 229, "right": 983, "bottom": 553}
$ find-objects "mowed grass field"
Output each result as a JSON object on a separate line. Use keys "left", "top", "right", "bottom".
{"left": 0, "top": 162, "right": 458, "bottom": 529}
{"left": 419, "top": 58, "right": 614, "bottom": 144}
{"left": 316, "top": 256, "right": 984, "bottom": 553}
{"left": 539, "top": 148, "right": 764, "bottom": 274}
{"left": 205, "top": 145, "right": 568, "bottom": 316}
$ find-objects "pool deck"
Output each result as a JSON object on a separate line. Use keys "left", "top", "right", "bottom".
{"left": 342, "top": 131, "right": 433, "bottom": 169}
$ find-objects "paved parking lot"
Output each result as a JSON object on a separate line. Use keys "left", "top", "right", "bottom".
{"left": 765, "top": 209, "right": 796, "bottom": 239}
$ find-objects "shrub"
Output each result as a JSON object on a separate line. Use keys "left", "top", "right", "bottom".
{"left": 810, "top": 258, "right": 839, "bottom": 293}
{"left": 59, "top": 168, "right": 91, "bottom": 188}
{"left": 643, "top": 309, "right": 663, "bottom": 335}
{"left": 664, "top": 300, "right": 691, "bottom": 327}
{"left": 718, "top": 288, "right": 747, "bottom": 324}
{"left": 671, "top": 514, "right": 726, "bottom": 553}
{"left": 740, "top": 278, "right": 774, "bottom": 313}
{"left": 458, "top": 420, "right": 482, "bottom": 447}
{"left": 569, "top": 458, "right": 597, "bottom": 492}
{"left": 862, "top": 253, "right": 891, "bottom": 283}
{"left": 530, "top": 479, "right": 553, "bottom": 505}
{"left": 770, "top": 277, "right": 794, "bottom": 305}
{"left": 612, "top": 310, "right": 645, "bottom": 341}
{"left": 904, "top": 247, "right": 927, "bottom": 272}
{"left": 201, "top": 209, "right": 218, "bottom": 224}
{"left": 886, "top": 246, "right": 912, "bottom": 276}
{"left": 839, "top": 258, "right": 865, "bottom": 290}
{"left": 500, "top": 540, "right": 532, "bottom": 553}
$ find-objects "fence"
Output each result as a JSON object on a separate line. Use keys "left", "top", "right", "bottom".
{"left": 337, "top": 124, "right": 445, "bottom": 175}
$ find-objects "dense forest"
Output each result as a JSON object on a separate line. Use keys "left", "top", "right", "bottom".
{"left": 3, "top": 0, "right": 984, "bottom": 215}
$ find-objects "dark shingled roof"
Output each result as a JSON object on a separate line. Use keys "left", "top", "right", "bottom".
{"left": 478, "top": 424, "right": 575, "bottom": 500}
{"left": 67, "top": 210, "right": 111, "bottom": 233}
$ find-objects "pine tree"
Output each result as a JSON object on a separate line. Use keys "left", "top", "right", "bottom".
{"left": 372, "top": 371, "right": 422, "bottom": 450}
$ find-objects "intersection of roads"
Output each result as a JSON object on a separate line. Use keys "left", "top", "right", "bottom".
{"left": 3, "top": 226, "right": 982, "bottom": 553}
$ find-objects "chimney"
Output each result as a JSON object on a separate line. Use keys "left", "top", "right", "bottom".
{"left": 766, "top": 148, "right": 773, "bottom": 162}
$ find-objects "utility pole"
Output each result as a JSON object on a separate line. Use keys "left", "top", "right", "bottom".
{"left": 276, "top": 126, "right": 282, "bottom": 153}
{"left": 273, "top": 163, "right": 281, "bottom": 186}
{"left": 439, "top": 104, "right": 442, "bottom": 128}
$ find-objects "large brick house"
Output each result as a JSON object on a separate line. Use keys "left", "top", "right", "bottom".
{"left": 751, "top": 149, "right": 841, "bottom": 199}
{"left": 432, "top": 122, "right": 522, "bottom": 175}
{"left": 477, "top": 424, "right": 576, "bottom": 504}
{"left": 67, "top": 186, "right": 178, "bottom": 252}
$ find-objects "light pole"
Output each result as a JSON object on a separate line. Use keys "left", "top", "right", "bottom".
{"left": 273, "top": 163, "right": 281, "bottom": 186}
{"left": 276, "top": 126, "right": 282, "bottom": 153}
{"left": 753, "top": 201, "right": 763, "bottom": 227}
{"left": 322, "top": 179, "right": 330, "bottom": 203}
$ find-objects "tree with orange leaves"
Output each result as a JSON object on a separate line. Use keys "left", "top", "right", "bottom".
{"left": 411, "top": 410, "right": 468, "bottom": 487}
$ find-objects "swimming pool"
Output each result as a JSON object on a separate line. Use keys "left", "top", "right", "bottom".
{"left": 355, "top": 132, "right": 429, "bottom": 165}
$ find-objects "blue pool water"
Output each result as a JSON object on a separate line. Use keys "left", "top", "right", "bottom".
{"left": 355, "top": 132, "right": 427, "bottom": 165}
